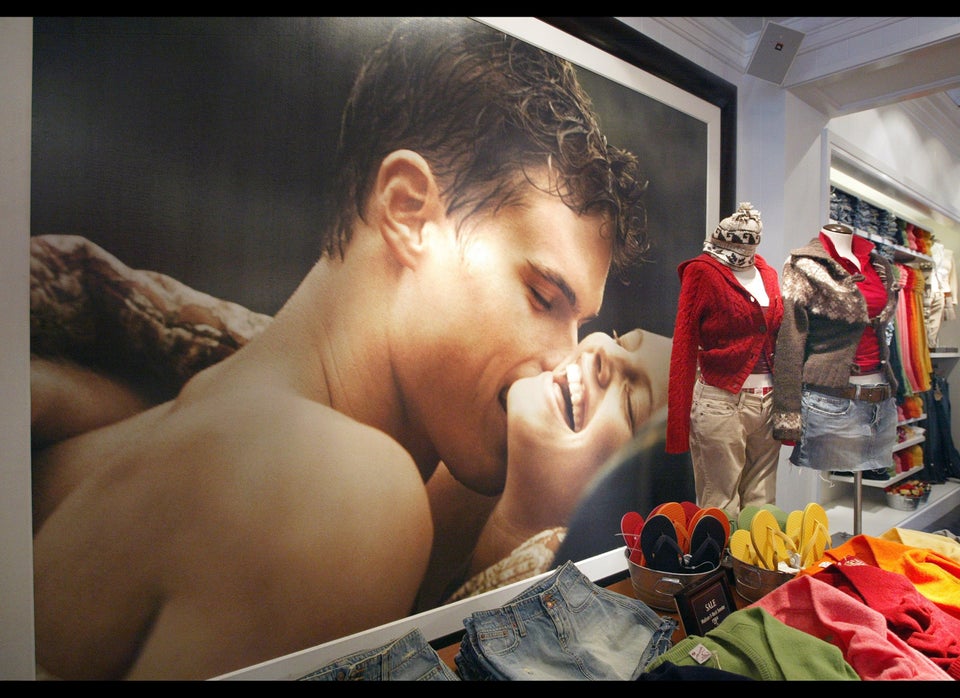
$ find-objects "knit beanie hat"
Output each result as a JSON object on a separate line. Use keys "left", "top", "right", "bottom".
{"left": 703, "top": 202, "right": 762, "bottom": 268}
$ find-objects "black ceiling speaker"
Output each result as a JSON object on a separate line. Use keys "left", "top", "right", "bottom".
{"left": 745, "top": 22, "right": 805, "bottom": 85}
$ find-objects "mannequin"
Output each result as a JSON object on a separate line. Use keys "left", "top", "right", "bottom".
{"left": 821, "top": 223, "right": 859, "bottom": 268}
{"left": 667, "top": 202, "right": 784, "bottom": 517}
{"left": 772, "top": 222, "right": 900, "bottom": 531}
{"left": 731, "top": 265, "right": 769, "bottom": 303}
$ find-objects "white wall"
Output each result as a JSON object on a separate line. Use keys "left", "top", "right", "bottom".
{"left": 0, "top": 16, "right": 36, "bottom": 681}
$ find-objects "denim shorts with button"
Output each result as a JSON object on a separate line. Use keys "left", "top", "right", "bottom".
{"left": 789, "top": 387, "right": 897, "bottom": 471}
{"left": 298, "top": 627, "right": 459, "bottom": 681}
{"left": 454, "top": 560, "right": 677, "bottom": 680}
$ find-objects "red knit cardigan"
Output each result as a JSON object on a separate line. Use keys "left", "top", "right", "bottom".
{"left": 666, "top": 253, "right": 783, "bottom": 454}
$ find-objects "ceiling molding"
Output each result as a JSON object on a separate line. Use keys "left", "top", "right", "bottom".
{"left": 622, "top": 17, "right": 751, "bottom": 74}
{"left": 899, "top": 92, "right": 960, "bottom": 162}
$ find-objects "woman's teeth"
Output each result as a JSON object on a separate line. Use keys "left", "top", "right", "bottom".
{"left": 566, "top": 363, "right": 583, "bottom": 432}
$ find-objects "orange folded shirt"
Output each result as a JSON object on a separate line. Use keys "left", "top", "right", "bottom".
{"left": 799, "top": 534, "right": 960, "bottom": 621}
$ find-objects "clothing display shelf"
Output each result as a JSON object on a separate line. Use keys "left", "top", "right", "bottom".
{"left": 852, "top": 228, "right": 934, "bottom": 267}
{"left": 824, "top": 478, "right": 960, "bottom": 538}
{"left": 830, "top": 415, "right": 927, "bottom": 487}
{"left": 830, "top": 465, "right": 924, "bottom": 489}
{"left": 823, "top": 179, "right": 960, "bottom": 537}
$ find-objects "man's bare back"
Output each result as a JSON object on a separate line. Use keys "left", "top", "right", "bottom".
{"left": 32, "top": 357, "right": 433, "bottom": 680}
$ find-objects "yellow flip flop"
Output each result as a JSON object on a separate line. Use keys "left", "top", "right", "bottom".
{"left": 729, "top": 528, "right": 757, "bottom": 566}
{"left": 786, "top": 510, "right": 803, "bottom": 549}
{"left": 750, "top": 509, "right": 777, "bottom": 570}
{"left": 800, "top": 502, "right": 832, "bottom": 567}
{"left": 751, "top": 509, "right": 799, "bottom": 571}
{"left": 759, "top": 503, "right": 789, "bottom": 534}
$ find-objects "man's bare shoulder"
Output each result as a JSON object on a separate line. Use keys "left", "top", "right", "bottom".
{"left": 163, "top": 396, "right": 435, "bottom": 678}
{"left": 33, "top": 382, "right": 435, "bottom": 679}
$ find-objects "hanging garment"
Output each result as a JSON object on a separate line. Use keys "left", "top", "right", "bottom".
{"left": 923, "top": 373, "right": 960, "bottom": 482}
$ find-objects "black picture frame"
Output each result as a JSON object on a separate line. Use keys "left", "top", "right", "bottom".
{"left": 539, "top": 17, "right": 737, "bottom": 222}
{"left": 674, "top": 568, "right": 737, "bottom": 636}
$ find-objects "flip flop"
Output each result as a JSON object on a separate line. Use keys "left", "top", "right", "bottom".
{"left": 800, "top": 502, "right": 832, "bottom": 567}
{"left": 679, "top": 500, "right": 701, "bottom": 525}
{"left": 688, "top": 506, "right": 731, "bottom": 549}
{"left": 639, "top": 513, "right": 684, "bottom": 573}
{"left": 648, "top": 502, "right": 690, "bottom": 553}
{"left": 648, "top": 501, "right": 686, "bottom": 526}
{"left": 620, "top": 511, "right": 644, "bottom": 551}
{"left": 750, "top": 509, "right": 799, "bottom": 571}
{"left": 737, "top": 504, "right": 762, "bottom": 535}
{"left": 785, "top": 510, "right": 803, "bottom": 548}
{"left": 620, "top": 511, "right": 645, "bottom": 564}
{"left": 728, "top": 529, "right": 757, "bottom": 566}
{"left": 686, "top": 513, "right": 725, "bottom": 571}
{"left": 760, "top": 503, "right": 789, "bottom": 533}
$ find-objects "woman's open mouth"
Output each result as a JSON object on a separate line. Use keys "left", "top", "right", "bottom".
{"left": 563, "top": 363, "right": 584, "bottom": 432}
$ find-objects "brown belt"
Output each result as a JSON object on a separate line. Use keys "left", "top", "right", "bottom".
{"left": 806, "top": 383, "right": 891, "bottom": 403}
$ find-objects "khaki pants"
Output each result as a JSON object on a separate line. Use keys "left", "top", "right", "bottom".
{"left": 688, "top": 380, "right": 780, "bottom": 517}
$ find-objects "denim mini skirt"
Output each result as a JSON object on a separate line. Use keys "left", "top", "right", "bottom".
{"left": 789, "top": 386, "right": 898, "bottom": 472}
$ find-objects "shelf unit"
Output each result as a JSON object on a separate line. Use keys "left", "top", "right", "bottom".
{"left": 829, "top": 417, "right": 926, "bottom": 485}
{"left": 825, "top": 478, "right": 960, "bottom": 537}
{"left": 830, "top": 464, "right": 924, "bottom": 489}
{"left": 853, "top": 229, "right": 934, "bottom": 266}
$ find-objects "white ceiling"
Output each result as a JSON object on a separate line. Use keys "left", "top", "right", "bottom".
{"left": 722, "top": 17, "right": 960, "bottom": 127}
{"left": 723, "top": 17, "right": 788, "bottom": 34}
{"left": 720, "top": 17, "right": 960, "bottom": 237}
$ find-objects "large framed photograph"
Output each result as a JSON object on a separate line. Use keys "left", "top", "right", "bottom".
{"left": 22, "top": 17, "right": 734, "bottom": 679}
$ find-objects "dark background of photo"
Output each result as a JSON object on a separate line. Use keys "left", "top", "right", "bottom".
{"left": 30, "top": 16, "right": 713, "bottom": 340}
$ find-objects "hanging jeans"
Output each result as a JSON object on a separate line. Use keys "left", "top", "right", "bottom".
{"left": 454, "top": 560, "right": 676, "bottom": 680}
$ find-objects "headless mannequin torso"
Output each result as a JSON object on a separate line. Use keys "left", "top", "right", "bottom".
{"left": 732, "top": 266, "right": 770, "bottom": 388}
{"left": 821, "top": 222, "right": 881, "bottom": 383}
{"left": 732, "top": 266, "right": 769, "bottom": 305}
{"left": 821, "top": 223, "right": 860, "bottom": 270}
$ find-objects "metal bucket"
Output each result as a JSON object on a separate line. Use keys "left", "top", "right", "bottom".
{"left": 730, "top": 554, "right": 795, "bottom": 602}
{"left": 624, "top": 549, "right": 718, "bottom": 611}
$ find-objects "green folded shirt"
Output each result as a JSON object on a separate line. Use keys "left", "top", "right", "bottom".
{"left": 645, "top": 606, "right": 860, "bottom": 681}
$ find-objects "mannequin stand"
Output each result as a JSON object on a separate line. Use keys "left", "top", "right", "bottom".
{"left": 852, "top": 471, "right": 863, "bottom": 536}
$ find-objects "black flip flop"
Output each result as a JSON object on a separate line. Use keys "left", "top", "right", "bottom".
{"left": 639, "top": 513, "right": 684, "bottom": 573}
{"left": 686, "top": 514, "right": 725, "bottom": 571}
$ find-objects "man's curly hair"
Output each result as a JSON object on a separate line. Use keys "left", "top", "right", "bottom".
{"left": 322, "top": 17, "right": 649, "bottom": 280}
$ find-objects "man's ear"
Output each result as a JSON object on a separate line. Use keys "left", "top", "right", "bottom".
{"left": 373, "top": 149, "right": 443, "bottom": 269}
